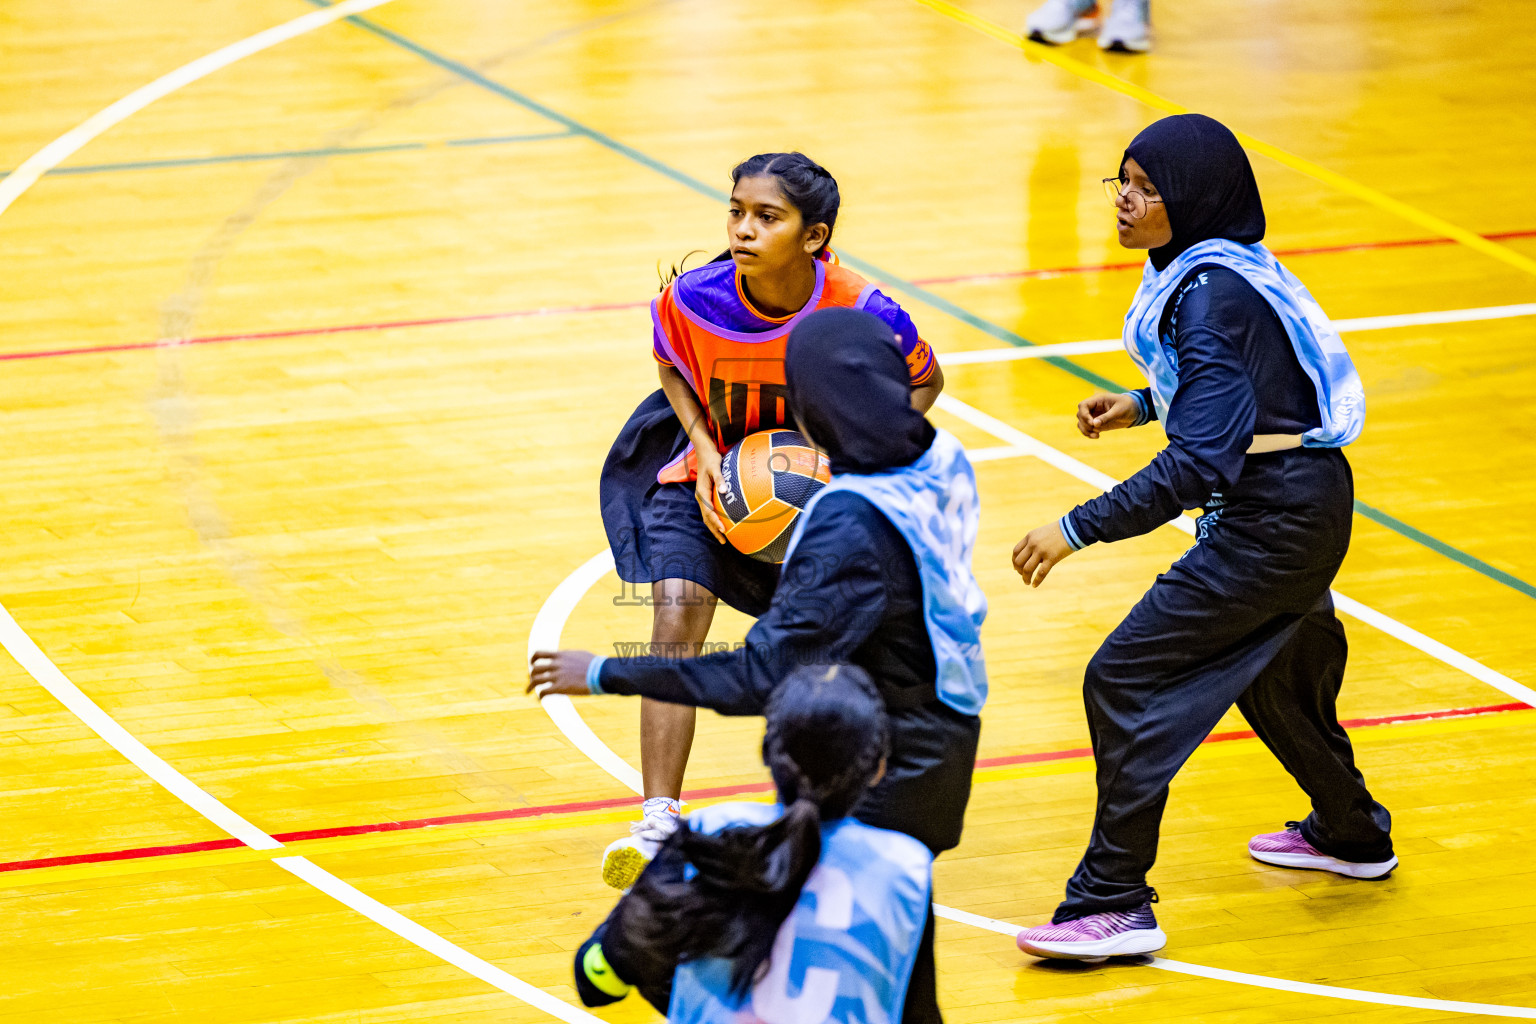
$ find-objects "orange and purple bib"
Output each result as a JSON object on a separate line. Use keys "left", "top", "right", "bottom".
{"left": 652, "top": 258, "right": 935, "bottom": 483}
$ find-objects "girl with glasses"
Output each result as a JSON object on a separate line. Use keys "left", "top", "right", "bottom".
{"left": 1010, "top": 113, "right": 1395, "bottom": 960}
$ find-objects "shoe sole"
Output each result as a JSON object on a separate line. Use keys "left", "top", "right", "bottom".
{"left": 1017, "top": 927, "right": 1167, "bottom": 962}
{"left": 1099, "top": 35, "right": 1151, "bottom": 52}
{"left": 1249, "top": 848, "right": 1398, "bottom": 880}
{"left": 1028, "top": 16, "right": 1099, "bottom": 45}
{"left": 602, "top": 845, "right": 651, "bottom": 891}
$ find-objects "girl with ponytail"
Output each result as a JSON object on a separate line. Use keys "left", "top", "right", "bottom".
{"left": 573, "top": 664, "right": 934, "bottom": 1024}
{"left": 597, "top": 152, "right": 945, "bottom": 896}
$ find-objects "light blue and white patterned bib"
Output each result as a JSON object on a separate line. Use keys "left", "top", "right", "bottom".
{"left": 668, "top": 803, "right": 933, "bottom": 1024}
{"left": 1123, "top": 238, "right": 1365, "bottom": 448}
{"left": 783, "top": 429, "right": 988, "bottom": 715}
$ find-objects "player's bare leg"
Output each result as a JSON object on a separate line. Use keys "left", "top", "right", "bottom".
{"left": 601, "top": 577, "right": 717, "bottom": 889}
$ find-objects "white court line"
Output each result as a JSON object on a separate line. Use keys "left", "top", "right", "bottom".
{"left": 1336, "top": 302, "right": 1536, "bottom": 332}
{"left": 940, "top": 301, "right": 1536, "bottom": 365}
{"left": 942, "top": 339, "right": 1121, "bottom": 363}
{"left": 0, "top": 0, "right": 392, "bottom": 216}
{"left": 277, "top": 857, "right": 602, "bottom": 1023}
{"left": 0, "top": 604, "right": 278, "bottom": 849}
{"left": 7, "top": 4, "right": 1530, "bottom": 1017}
{"left": 0, "top": 6, "right": 599, "bottom": 1023}
{"left": 529, "top": 549, "right": 645, "bottom": 794}
{"left": 962, "top": 444, "right": 1034, "bottom": 463}
{"left": 528, "top": 548, "right": 1536, "bottom": 1017}
{"left": 932, "top": 905, "right": 1536, "bottom": 1019}
{"left": 934, "top": 392, "right": 1536, "bottom": 707}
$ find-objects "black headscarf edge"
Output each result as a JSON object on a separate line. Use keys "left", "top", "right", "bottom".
{"left": 1123, "top": 113, "right": 1266, "bottom": 270}
{"left": 784, "top": 308, "right": 934, "bottom": 475}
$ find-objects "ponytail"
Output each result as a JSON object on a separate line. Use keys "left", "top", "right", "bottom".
{"left": 616, "top": 665, "right": 888, "bottom": 995}
{"left": 657, "top": 249, "right": 729, "bottom": 291}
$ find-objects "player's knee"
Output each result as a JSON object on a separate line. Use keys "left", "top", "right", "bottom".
{"left": 1083, "top": 649, "right": 1114, "bottom": 703}
{"left": 651, "top": 603, "right": 685, "bottom": 634}
{"left": 651, "top": 604, "right": 710, "bottom": 645}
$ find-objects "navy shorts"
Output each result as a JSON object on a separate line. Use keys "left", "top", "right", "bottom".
{"left": 600, "top": 390, "right": 780, "bottom": 616}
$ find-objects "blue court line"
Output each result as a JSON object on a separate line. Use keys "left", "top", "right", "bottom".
{"left": 0, "top": 130, "right": 575, "bottom": 179}
{"left": 311, "top": 1, "right": 1536, "bottom": 601}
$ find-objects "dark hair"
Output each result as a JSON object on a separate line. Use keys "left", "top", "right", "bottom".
{"left": 618, "top": 664, "right": 888, "bottom": 995}
{"left": 730, "top": 152, "right": 840, "bottom": 257}
{"left": 660, "top": 152, "right": 841, "bottom": 289}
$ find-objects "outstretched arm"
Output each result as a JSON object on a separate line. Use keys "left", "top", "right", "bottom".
{"left": 1012, "top": 329, "right": 1254, "bottom": 586}
{"left": 531, "top": 494, "right": 891, "bottom": 714}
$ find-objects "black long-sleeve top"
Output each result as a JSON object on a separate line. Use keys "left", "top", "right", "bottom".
{"left": 595, "top": 491, "right": 936, "bottom": 712}
{"left": 1063, "top": 264, "right": 1324, "bottom": 547}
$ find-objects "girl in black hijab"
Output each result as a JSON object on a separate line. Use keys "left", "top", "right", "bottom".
{"left": 534, "top": 308, "right": 988, "bottom": 1023}
{"left": 1011, "top": 114, "right": 1392, "bottom": 961}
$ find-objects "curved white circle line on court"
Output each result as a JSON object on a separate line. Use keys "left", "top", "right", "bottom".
{"left": 0, "top": 0, "right": 391, "bottom": 217}
{"left": 532, "top": 547, "right": 1536, "bottom": 1018}
{"left": 0, "top": 7, "right": 602, "bottom": 1024}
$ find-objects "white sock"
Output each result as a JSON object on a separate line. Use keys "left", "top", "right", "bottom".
{"left": 642, "top": 796, "right": 681, "bottom": 818}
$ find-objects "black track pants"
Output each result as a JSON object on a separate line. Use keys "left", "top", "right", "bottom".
{"left": 855, "top": 700, "right": 981, "bottom": 1024}
{"left": 1057, "top": 451, "right": 1393, "bottom": 921}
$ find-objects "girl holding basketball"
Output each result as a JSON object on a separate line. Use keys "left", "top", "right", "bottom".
{"left": 599, "top": 153, "right": 943, "bottom": 891}
{"left": 571, "top": 665, "right": 933, "bottom": 1024}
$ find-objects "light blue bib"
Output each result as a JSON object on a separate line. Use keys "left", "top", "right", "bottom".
{"left": 783, "top": 429, "right": 988, "bottom": 716}
{"left": 1123, "top": 238, "right": 1365, "bottom": 447}
{"left": 668, "top": 803, "right": 933, "bottom": 1024}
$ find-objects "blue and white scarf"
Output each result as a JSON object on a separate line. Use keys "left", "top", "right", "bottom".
{"left": 1123, "top": 238, "right": 1365, "bottom": 448}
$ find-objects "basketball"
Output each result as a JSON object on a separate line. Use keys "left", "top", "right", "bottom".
{"left": 712, "top": 429, "right": 832, "bottom": 563}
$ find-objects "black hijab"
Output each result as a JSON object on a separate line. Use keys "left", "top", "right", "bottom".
{"left": 785, "top": 308, "right": 935, "bottom": 474}
{"left": 1124, "top": 113, "right": 1266, "bottom": 271}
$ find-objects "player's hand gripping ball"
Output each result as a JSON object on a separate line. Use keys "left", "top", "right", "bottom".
{"left": 712, "top": 429, "right": 831, "bottom": 563}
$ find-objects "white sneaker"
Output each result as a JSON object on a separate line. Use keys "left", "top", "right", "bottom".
{"left": 1026, "top": 0, "right": 1100, "bottom": 45}
{"left": 1098, "top": 0, "right": 1152, "bottom": 52}
{"left": 601, "top": 797, "right": 681, "bottom": 891}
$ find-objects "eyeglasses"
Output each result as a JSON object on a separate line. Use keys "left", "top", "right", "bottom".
{"left": 1102, "top": 176, "right": 1164, "bottom": 220}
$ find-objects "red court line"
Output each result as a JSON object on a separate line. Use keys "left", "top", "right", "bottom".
{"left": 912, "top": 228, "right": 1536, "bottom": 288}
{"left": 0, "top": 837, "right": 246, "bottom": 872}
{"left": 6, "top": 227, "right": 1533, "bottom": 365}
{"left": 266, "top": 780, "right": 772, "bottom": 844}
{"left": 973, "top": 701, "right": 1531, "bottom": 768}
{"left": 3, "top": 699, "right": 1527, "bottom": 877}
{"left": 0, "top": 300, "right": 653, "bottom": 364}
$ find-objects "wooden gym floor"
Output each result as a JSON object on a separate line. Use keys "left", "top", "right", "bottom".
{"left": 1, "top": 1, "right": 1534, "bottom": 1021}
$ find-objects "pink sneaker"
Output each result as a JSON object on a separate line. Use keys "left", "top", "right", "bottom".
{"left": 1016, "top": 903, "right": 1166, "bottom": 961}
{"left": 1248, "top": 823, "right": 1397, "bottom": 879}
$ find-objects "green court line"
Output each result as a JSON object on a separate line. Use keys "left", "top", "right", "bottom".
{"left": 1352, "top": 500, "right": 1536, "bottom": 598}
{"left": 301, "top": 3, "right": 1126, "bottom": 392}
{"left": 310, "top": 0, "right": 1536, "bottom": 602}
{"left": 443, "top": 132, "right": 573, "bottom": 147}
{"left": 0, "top": 131, "right": 575, "bottom": 179}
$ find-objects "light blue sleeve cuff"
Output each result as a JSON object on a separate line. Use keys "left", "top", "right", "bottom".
{"left": 1059, "top": 514, "right": 1089, "bottom": 552}
{"left": 586, "top": 655, "right": 609, "bottom": 695}
{"left": 1126, "top": 390, "right": 1151, "bottom": 427}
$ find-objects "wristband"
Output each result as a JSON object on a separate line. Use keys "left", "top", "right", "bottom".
{"left": 586, "top": 655, "right": 609, "bottom": 695}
